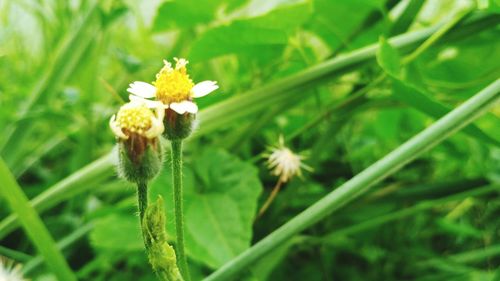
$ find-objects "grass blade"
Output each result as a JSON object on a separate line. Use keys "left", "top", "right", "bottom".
{"left": 0, "top": 157, "right": 77, "bottom": 281}
{"left": 0, "top": 152, "right": 115, "bottom": 239}
{"left": 0, "top": 3, "right": 100, "bottom": 164}
{"left": 204, "top": 79, "right": 500, "bottom": 281}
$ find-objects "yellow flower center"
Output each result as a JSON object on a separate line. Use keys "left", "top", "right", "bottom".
{"left": 116, "top": 104, "right": 153, "bottom": 135}
{"left": 153, "top": 62, "right": 194, "bottom": 104}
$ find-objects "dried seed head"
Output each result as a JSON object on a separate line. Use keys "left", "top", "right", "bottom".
{"left": 266, "top": 136, "right": 311, "bottom": 183}
{"left": 0, "top": 257, "right": 27, "bottom": 281}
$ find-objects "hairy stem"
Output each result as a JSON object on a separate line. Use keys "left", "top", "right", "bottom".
{"left": 137, "top": 181, "right": 148, "bottom": 223}
{"left": 171, "top": 140, "right": 190, "bottom": 281}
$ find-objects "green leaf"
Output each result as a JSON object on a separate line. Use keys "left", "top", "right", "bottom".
{"left": 241, "top": 1, "right": 313, "bottom": 30}
{"left": 376, "top": 37, "right": 401, "bottom": 77}
{"left": 189, "top": 24, "right": 287, "bottom": 61}
{"left": 309, "top": 0, "right": 383, "bottom": 49}
{"left": 150, "top": 148, "right": 263, "bottom": 268}
{"left": 90, "top": 213, "right": 144, "bottom": 251}
{"left": 152, "top": 0, "right": 221, "bottom": 31}
{"left": 189, "top": 1, "right": 312, "bottom": 61}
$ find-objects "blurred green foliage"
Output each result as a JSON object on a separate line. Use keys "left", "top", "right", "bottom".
{"left": 0, "top": 0, "right": 499, "bottom": 280}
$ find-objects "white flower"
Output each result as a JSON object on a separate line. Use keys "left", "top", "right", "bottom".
{"left": 109, "top": 100, "right": 164, "bottom": 140}
{"left": 0, "top": 257, "right": 27, "bottom": 281}
{"left": 265, "top": 136, "right": 311, "bottom": 183}
{"left": 127, "top": 58, "right": 218, "bottom": 114}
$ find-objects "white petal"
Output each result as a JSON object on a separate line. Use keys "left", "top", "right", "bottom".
{"left": 145, "top": 115, "right": 164, "bottom": 139}
{"left": 154, "top": 103, "right": 165, "bottom": 121}
{"left": 170, "top": 101, "right": 198, "bottom": 114}
{"left": 128, "top": 94, "right": 166, "bottom": 109}
{"left": 127, "top": 81, "right": 156, "bottom": 98}
{"left": 191, "top": 80, "right": 218, "bottom": 98}
{"left": 183, "top": 101, "right": 198, "bottom": 113}
{"left": 109, "top": 115, "right": 128, "bottom": 139}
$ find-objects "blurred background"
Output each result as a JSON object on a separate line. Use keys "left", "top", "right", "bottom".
{"left": 0, "top": 0, "right": 499, "bottom": 280}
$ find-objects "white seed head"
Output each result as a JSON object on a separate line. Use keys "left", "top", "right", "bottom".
{"left": 0, "top": 257, "right": 27, "bottom": 281}
{"left": 266, "top": 137, "right": 310, "bottom": 182}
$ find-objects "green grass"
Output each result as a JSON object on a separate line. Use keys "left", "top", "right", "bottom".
{"left": 0, "top": 1, "right": 499, "bottom": 281}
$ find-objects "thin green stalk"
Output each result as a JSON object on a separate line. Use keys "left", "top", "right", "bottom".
{"left": 0, "top": 246, "right": 33, "bottom": 262}
{"left": 137, "top": 180, "right": 150, "bottom": 256}
{"left": 0, "top": 157, "right": 77, "bottom": 281}
{"left": 257, "top": 180, "right": 284, "bottom": 218}
{"left": 137, "top": 181, "right": 148, "bottom": 222}
{"left": 418, "top": 244, "right": 500, "bottom": 269}
{"left": 171, "top": 140, "right": 190, "bottom": 281}
{"left": 287, "top": 73, "right": 386, "bottom": 141}
{"left": 403, "top": 6, "right": 473, "bottom": 64}
{"left": 204, "top": 79, "right": 500, "bottom": 281}
{"left": 23, "top": 223, "right": 94, "bottom": 274}
{"left": 0, "top": 3, "right": 100, "bottom": 157}
{"left": 322, "top": 184, "right": 499, "bottom": 239}
{"left": 0, "top": 151, "right": 116, "bottom": 239}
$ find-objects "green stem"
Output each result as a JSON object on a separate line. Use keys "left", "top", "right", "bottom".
{"left": 403, "top": 6, "right": 473, "bottom": 64}
{"left": 0, "top": 157, "right": 77, "bottom": 281}
{"left": 137, "top": 180, "right": 151, "bottom": 254}
{"left": 171, "top": 140, "right": 190, "bottom": 281}
{"left": 204, "top": 79, "right": 500, "bottom": 281}
{"left": 257, "top": 180, "right": 284, "bottom": 218}
{"left": 137, "top": 181, "right": 148, "bottom": 223}
{"left": 322, "top": 184, "right": 499, "bottom": 239}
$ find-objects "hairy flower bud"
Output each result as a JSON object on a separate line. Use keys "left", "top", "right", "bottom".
{"left": 109, "top": 101, "right": 165, "bottom": 183}
{"left": 163, "top": 109, "right": 196, "bottom": 140}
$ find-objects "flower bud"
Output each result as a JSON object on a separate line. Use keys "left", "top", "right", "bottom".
{"left": 118, "top": 140, "right": 162, "bottom": 183}
{"left": 163, "top": 109, "right": 196, "bottom": 140}
{"left": 109, "top": 101, "right": 165, "bottom": 183}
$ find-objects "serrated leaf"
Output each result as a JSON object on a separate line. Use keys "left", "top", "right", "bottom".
{"left": 150, "top": 147, "right": 263, "bottom": 268}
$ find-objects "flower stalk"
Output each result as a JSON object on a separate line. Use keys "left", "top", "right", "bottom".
{"left": 137, "top": 181, "right": 148, "bottom": 224}
{"left": 257, "top": 180, "right": 283, "bottom": 218}
{"left": 171, "top": 140, "right": 190, "bottom": 281}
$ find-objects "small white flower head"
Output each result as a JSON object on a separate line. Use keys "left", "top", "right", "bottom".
{"left": 109, "top": 100, "right": 164, "bottom": 140}
{"left": 127, "top": 58, "right": 218, "bottom": 114}
{"left": 265, "top": 136, "right": 311, "bottom": 183}
{"left": 0, "top": 257, "right": 27, "bottom": 281}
